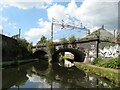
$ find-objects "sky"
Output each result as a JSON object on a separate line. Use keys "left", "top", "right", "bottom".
{"left": 0, "top": 0, "right": 119, "bottom": 45}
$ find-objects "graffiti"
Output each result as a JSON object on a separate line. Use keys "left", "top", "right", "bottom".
{"left": 84, "top": 44, "right": 120, "bottom": 63}
{"left": 99, "top": 44, "right": 120, "bottom": 58}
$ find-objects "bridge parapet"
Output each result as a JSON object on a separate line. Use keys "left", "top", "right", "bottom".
{"left": 33, "top": 39, "right": 100, "bottom": 53}
{"left": 32, "top": 45, "right": 47, "bottom": 53}
{"left": 54, "top": 43, "right": 83, "bottom": 53}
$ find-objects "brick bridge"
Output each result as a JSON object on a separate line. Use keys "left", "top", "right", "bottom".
{"left": 32, "top": 38, "right": 101, "bottom": 62}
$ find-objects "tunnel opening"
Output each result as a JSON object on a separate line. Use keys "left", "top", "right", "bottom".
{"left": 32, "top": 50, "right": 47, "bottom": 59}
{"left": 57, "top": 52, "right": 74, "bottom": 68}
{"left": 52, "top": 48, "right": 86, "bottom": 68}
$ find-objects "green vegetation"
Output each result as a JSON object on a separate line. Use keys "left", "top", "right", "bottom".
{"left": 58, "top": 55, "right": 74, "bottom": 61}
{"left": 2, "top": 35, "right": 32, "bottom": 61}
{"left": 91, "top": 58, "right": 120, "bottom": 69}
{"left": 60, "top": 37, "right": 68, "bottom": 44}
{"left": 16, "top": 38, "right": 33, "bottom": 59}
{"left": 62, "top": 55, "right": 74, "bottom": 60}
{"left": 46, "top": 40, "right": 55, "bottom": 57}
{"left": 68, "top": 35, "right": 76, "bottom": 43}
{"left": 36, "top": 36, "right": 55, "bottom": 60}
{"left": 91, "top": 57, "right": 102, "bottom": 65}
{"left": 58, "top": 35, "right": 82, "bottom": 44}
{"left": 2, "top": 34, "right": 35, "bottom": 67}
{"left": 37, "top": 35, "right": 47, "bottom": 45}
{"left": 74, "top": 62, "right": 120, "bottom": 85}
{"left": 104, "top": 58, "right": 120, "bottom": 69}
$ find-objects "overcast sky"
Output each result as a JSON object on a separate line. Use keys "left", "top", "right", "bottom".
{"left": 0, "top": 0, "right": 119, "bottom": 45}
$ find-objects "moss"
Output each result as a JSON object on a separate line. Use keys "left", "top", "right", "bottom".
{"left": 74, "top": 62, "right": 120, "bottom": 85}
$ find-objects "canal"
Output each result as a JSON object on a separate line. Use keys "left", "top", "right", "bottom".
{"left": 2, "top": 59, "right": 118, "bottom": 89}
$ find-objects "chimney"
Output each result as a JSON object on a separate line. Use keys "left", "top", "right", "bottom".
{"left": 102, "top": 25, "right": 104, "bottom": 29}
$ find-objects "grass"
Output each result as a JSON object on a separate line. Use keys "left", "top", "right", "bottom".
{"left": 74, "top": 62, "right": 120, "bottom": 86}
{"left": 63, "top": 56, "right": 74, "bottom": 60}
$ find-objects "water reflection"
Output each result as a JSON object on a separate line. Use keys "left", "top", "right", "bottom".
{"left": 58, "top": 52, "right": 74, "bottom": 68}
{"left": 2, "top": 60, "right": 119, "bottom": 89}
{"left": 58, "top": 58, "right": 75, "bottom": 68}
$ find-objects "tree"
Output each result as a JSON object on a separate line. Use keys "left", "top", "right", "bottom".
{"left": 37, "top": 35, "right": 47, "bottom": 45}
{"left": 17, "top": 38, "right": 28, "bottom": 48}
{"left": 16, "top": 38, "right": 32, "bottom": 59}
{"left": 60, "top": 38, "right": 68, "bottom": 44}
{"left": 69, "top": 35, "right": 76, "bottom": 43}
{"left": 27, "top": 42, "right": 33, "bottom": 54}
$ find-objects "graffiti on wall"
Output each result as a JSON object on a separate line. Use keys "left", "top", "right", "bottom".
{"left": 99, "top": 44, "right": 120, "bottom": 58}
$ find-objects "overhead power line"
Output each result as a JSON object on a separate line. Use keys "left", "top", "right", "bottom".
{"left": 51, "top": 18, "right": 90, "bottom": 41}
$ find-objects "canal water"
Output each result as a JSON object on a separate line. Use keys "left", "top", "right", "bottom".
{"left": 2, "top": 60, "right": 119, "bottom": 89}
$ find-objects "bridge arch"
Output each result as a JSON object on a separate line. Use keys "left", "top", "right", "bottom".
{"left": 52, "top": 48, "right": 86, "bottom": 62}
{"left": 32, "top": 50, "right": 47, "bottom": 59}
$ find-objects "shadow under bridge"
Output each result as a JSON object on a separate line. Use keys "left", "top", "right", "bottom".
{"left": 52, "top": 48, "right": 86, "bottom": 62}
{"left": 32, "top": 49, "right": 47, "bottom": 59}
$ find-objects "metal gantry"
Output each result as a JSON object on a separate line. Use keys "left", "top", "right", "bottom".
{"left": 51, "top": 18, "right": 90, "bottom": 42}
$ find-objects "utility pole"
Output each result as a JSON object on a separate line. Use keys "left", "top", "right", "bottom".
{"left": 18, "top": 28, "right": 21, "bottom": 38}
{"left": 96, "top": 29, "right": 100, "bottom": 58}
{"left": 51, "top": 18, "right": 53, "bottom": 42}
{"left": 8, "top": 33, "right": 10, "bottom": 36}
{"left": 2, "top": 29, "right": 3, "bottom": 34}
{"left": 96, "top": 36, "right": 100, "bottom": 58}
{"left": 114, "top": 29, "right": 116, "bottom": 39}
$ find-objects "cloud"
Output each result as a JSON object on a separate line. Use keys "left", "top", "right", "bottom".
{"left": 25, "top": 28, "right": 41, "bottom": 37}
{"left": 0, "top": 15, "right": 17, "bottom": 32}
{"left": 47, "top": 4, "right": 67, "bottom": 21}
{"left": 47, "top": 0, "right": 119, "bottom": 30}
{"left": 25, "top": 18, "right": 61, "bottom": 44}
{"left": 0, "top": 16, "right": 17, "bottom": 28}
{"left": 75, "top": 0, "right": 119, "bottom": 30}
{"left": 8, "top": 22, "right": 17, "bottom": 29}
{"left": 0, "top": 16, "right": 8, "bottom": 22}
{"left": 25, "top": 0, "right": 119, "bottom": 44}
{"left": 65, "top": 0, "right": 78, "bottom": 18}
{"left": 0, "top": 16, "right": 7, "bottom": 32}
{"left": 25, "top": 18, "right": 51, "bottom": 39}
{"left": 1, "top": 0, "right": 53, "bottom": 10}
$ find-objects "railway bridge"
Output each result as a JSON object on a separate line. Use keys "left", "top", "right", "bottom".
{"left": 32, "top": 39, "right": 100, "bottom": 62}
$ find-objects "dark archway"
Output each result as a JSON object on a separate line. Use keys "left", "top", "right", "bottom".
{"left": 32, "top": 50, "right": 47, "bottom": 59}
{"left": 52, "top": 48, "right": 86, "bottom": 62}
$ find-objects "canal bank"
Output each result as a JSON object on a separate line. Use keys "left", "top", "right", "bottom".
{"left": 74, "top": 62, "right": 120, "bottom": 87}
{"left": 1, "top": 58, "right": 39, "bottom": 68}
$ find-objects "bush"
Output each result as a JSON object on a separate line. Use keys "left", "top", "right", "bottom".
{"left": 104, "top": 58, "right": 120, "bottom": 69}
{"left": 91, "top": 57, "right": 120, "bottom": 69}
{"left": 96, "top": 60, "right": 108, "bottom": 67}
{"left": 91, "top": 58, "right": 102, "bottom": 65}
